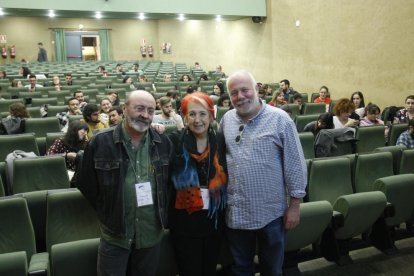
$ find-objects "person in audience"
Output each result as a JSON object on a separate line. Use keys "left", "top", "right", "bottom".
{"left": 396, "top": 119, "right": 414, "bottom": 148}
{"left": 166, "top": 89, "right": 181, "bottom": 113}
{"left": 108, "top": 106, "right": 123, "bottom": 127}
{"left": 65, "top": 73, "right": 73, "bottom": 86}
{"left": 169, "top": 92, "right": 227, "bottom": 276}
{"left": 333, "top": 98, "right": 359, "bottom": 128}
{"left": 24, "top": 73, "right": 43, "bottom": 91}
{"left": 77, "top": 90, "right": 173, "bottom": 276}
{"left": 221, "top": 70, "right": 307, "bottom": 276}
{"left": 394, "top": 95, "right": 414, "bottom": 123}
{"left": 262, "top": 84, "right": 273, "bottom": 96}
{"left": 0, "top": 70, "right": 6, "bottom": 79}
{"left": 107, "top": 91, "right": 120, "bottom": 106}
{"left": 0, "top": 87, "right": 4, "bottom": 100}
{"left": 74, "top": 90, "right": 88, "bottom": 111}
{"left": 303, "top": 112, "right": 334, "bottom": 136}
{"left": 97, "top": 65, "right": 106, "bottom": 73}
{"left": 210, "top": 81, "right": 225, "bottom": 102}
{"left": 280, "top": 79, "right": 297, "bottom": 102}
{"left": 292, "top": 92, "right": 304, "bottom": 114}
{"left": 360, "top": 103, "right": 384, "bottom": 126}
{"left": 47, "top": 120, "right": 89, "bottom": 186}
{"left": 314, "top": 86, "right": 331, "bottom": 112}
{"left": 258, "top": 87, "right": 266, "bottom": 100}
{"left": 215, "top": 65, "right": 225, "bottom": 78}
{"left": 163, "top": 73, "right": 173, "bottom": 82}
{"left": 123, "top": 76, "right": 137, "bottom": 90}
{"left": 0, "top": 102, "right": 30, "bottom": 134}
{"left": 99, "top": 98, "right": 113, "bottom": 125}
{"left": 115, "top": 63, "right": 125, "bottom": 75}
{"left": 268, "top": 89, "right": 288, "bottom": 107}
{"left": 350, "top": 91, "right": 365, "bottom": 117}
{"left": 19, "top": 66, "right": 31, "bottom": 78}
{"left": 152, "top": 96, "right": 184, "bottom": 130}
{"left": 12, "top": 79, "right": 23, "bottom": 87}
{"left": 196, "top": 73, "right": 209, "bottom": 84}
{"left": 139, "top": 74, "right": 148, "bottom": 83}
{"left": 217, "top": 93, "right": 232, "bottom": 108}
{"left": 56, "top": 97, "right": 82, "bottom": 131}
{"left": 186, "top": 84, "right": 200, "bottom": 95}
{"left": 193, "top": 62, "right": 201, "bottom": 70}
{"left": 81, "top": 104, "right": 109, "bottom": 139}
{"left": 51, "top": 75, "right": 62, "bottom": 91}
{"left": 130, "top": 63, "right": 143, "bottom": 75}
{"left": 179, "top": 74, "right": 192, "bottom": 82}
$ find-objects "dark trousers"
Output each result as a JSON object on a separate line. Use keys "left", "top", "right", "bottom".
{"left": 171, "top": 232, "right": 221, "bottom": 276}
{"left": 97, "top": 238, "right": 161, "bottom": 276}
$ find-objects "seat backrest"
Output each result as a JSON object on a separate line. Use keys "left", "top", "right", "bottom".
{"left": 400, "top": 149, "right": 414, "bottom": 174}
{"left": 298, "top": 132, "right": 315, "bottom": 159}
{"left": 308, "top": 157, "right": 353, "bottom": 205}
{"left": 388, "top": 123, "right": 408, "bottom": 146}
{"left": 25, "top": 117, "right": 61, "bottom": 137}
{"left": 295, "top": 114, "right": 320, "bottom": 132}
{"left": 0, "top": 98, "right": 24, "bottom": 113}
{"left": 18, "top": 92, "right": 43, "bottom": 99}
{"left": 47, "top": 105, "right": 68, "bottom": 117}
{"left": 46, "top": 190, "right": 101, "bottom": 252}
{"left": 26, "top": 106, "right": 42, "bottom": 118}
{"left": 31, "top": 97, "right": 59, "bottom": 107}
{"left": 355, "top": 125, "right": 386, "bottom": 153}
{"left": 303, "top": 102, "right": 326, "bottom": 115}
{"left": 0, "top": 133, "right": 39, "bottom": 162}
{"left": 374, "top": 145, "right": 405, "bottom": 174}
{"left": 0, "top": 197, "right": 36, "bottom": 257}
{"left": 12, "top": 155, "right": 70, "bottom": 194}
{"left": 216, "top": 107, "right": 230, "bottom": 124}
{"left": 354, "top": 152, "right": 394, "bottom": 193}
{"left": 45, "top": 132, "right": 66, "bottom": 153}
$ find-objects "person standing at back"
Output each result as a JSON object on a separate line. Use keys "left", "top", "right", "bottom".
{"left": 220, "top": 70, "right": 307, "bottom": 276}
{"left": 37, "top": 42, "right": 48, "bottom": 62}
{"left": 77, "top": 90, "right": 173, "bottom": 276}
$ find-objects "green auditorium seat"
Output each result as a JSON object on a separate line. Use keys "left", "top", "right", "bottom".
{"left": 303, "top": 102, "right": 326, "bottom": 115}
{"left": 287, "top": 103, "right": 301, "bottom": 119}
{"left": 216, "top": 106, "right": 230, "bottom": 124}
{"left": 374, "top": 145, "right": 406, "bottom": 174}
{"left": 0, "top": 176, "right": 4, "bottom": 197}
{"left": 295, "top": 114, "right": 320, "bottom": 132}
{"left": 31, "top": 97, "right": 59, "bottom": 107}
{"left": 298, "top": 132, "right": 315, "bottom": 159}
{"left": 26, "top": 106, "right": 42, "bottom": 118}
{"left": 24, "top": 117, "right": 61, "bottom": 138}
{"left": 399, "top": 149, "right": 414, "bottom": 174}
{"left": 18, "top": 91, "right": 43, "bottom": 99}
{"left": 47, "top": 190, "right": 101, "bottom": 276}
{"left": 387, "top": 123, "right": 408, "bottom": 146}
{"left": 48, "top": 90, "right": 72, "bottom": 106}
{"left": 0, "top": 98, "right": 24, "bottom": 113}
{"left": 355, "top": 125, "right": 386, "bottom": 153}
{"left": 0, "top": 197, "right": 49, "bottom": 275}
{"left": 47, "top": 105, "right": 68, "bottom": 117}
{"left": 0, "top": 133, "right": 39, "bottom": 162}
{"left": 45, "top": 132, "right": 65, "bottom": 152}
{"left": 11, "top": 155, "right": 70, "bottom": 194}
{"left": 354, "top": 152, "right": 394, "bottom": 193}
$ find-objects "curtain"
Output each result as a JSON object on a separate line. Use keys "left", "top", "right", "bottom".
{"left": 54, "top": 29, "right": 67, "bottom": 62}
{"left": 99, "top": 30, "right": 110, "bottom": 61}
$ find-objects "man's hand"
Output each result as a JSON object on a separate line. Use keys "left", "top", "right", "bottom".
{"left": 151, "top": 123, "right": 166, "bottom": 134}
{"left": 284, "top": 198, "right": 301, "bottom": 230}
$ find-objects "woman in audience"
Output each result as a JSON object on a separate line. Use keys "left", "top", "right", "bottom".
{"left": 179, "top": 74, "right": 192, "bottom": 82}
{"left": 169, "top": 92, "right": 227, "bottom": 276}
{"left": 122, "top": 75, "right": 136, "bottom": 90}
{"left": 196, "top": 73, "right": 208, "bottom": 84}
{"left": 47, "top": 120, "right": 89, "bottom": 186}
{"left": 217, "top": 93, "right": 231, "bottom": 108}
{"left": 314, "top": 86, "right": 331, "bottom": 112}
{"left": 99, "top": 97, "right": 112, "bottom": 125}
{"left": 303, "top": 112, "right": 335, "bottom": 136}
{"left": 350, "top": 91, "right": 366, "bottom": 117}
{"left": 51, "top": 75, "right": 62, "bottom": 91}
{"left": 210, "top": 81, "right": 224, "bottom": 102}
{"left": 268, "top": 89, "right": 288, "bottom": 107}
{"left": 262, "top": 84, "right": 273, "bottom": 96}
{"left": 360, "top": 103, "right": 384, "bottom": 126}
{"left": 12, "top": 79, "right": 23, "bottom": 87}
{"left": 332, "top": 98, "right": 359, "bottom": 128}
{"left": 0, "top": 102, "right": 30, "bottom": 134}
{"left": 0, "top": 70, "right": 6, "bottom": 79}
{"left": 394, "top": 95, "right": 414, "bottom": 123}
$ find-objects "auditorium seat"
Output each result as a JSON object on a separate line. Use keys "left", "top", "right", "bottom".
{"left": 399, "top": 149, "right": 414, "bottom": 174}
{"left": 0, "top": 133, "right": 39, "bottom": 162}
{"left": 0, "top": 98, "right": 24, "bottom": 113}
{"left": 48, "top": 90, "right": 72, "bottom": 106}
{"left": 298, "top": 132, "right": 315, "bottom": 159}
{"left": 18, "top": 91, "right": 43, "bottom": 99}
{"left": 355, "top": 125, "right": 386, "bottom": 153}
{"left": 303, "top": 102, "right": 326, "bottom": 115}
{"left": 47, "top": 105, "right": 68, "bottom": 117}
{"left": 216, "top": 106, "right": 230, "bottom": 124}
{"left": 295, "top": 114, "right": 320, "bottom": 132}
{"left": 387, "top": 123, "right": 408, "bottom": 146}
{"left": 374, "top": 145, "right": 405, "bottom": 174}
{"left": 24, "top": 117, "right": 61, "bottom": 138}
{"left": 31, "top": 97, "right": 59, "bottom": 107}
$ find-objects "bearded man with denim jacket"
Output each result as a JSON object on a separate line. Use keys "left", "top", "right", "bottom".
{"left": 77, "top": 90, "right": 173, "bottom": 276}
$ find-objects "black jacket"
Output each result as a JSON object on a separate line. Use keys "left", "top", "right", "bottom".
{"left": 77, "top": 124, "right": 173, "bottom": 239}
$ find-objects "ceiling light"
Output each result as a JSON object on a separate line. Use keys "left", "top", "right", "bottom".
{"left": 138, "top": 13, "right": 145, "bottom": 20}
{"left": 95, "top": 11, "right": 102, "bottom": 19}
{"left": 178, "top": 14, "right": 185, "bottom": 21}
{"left": 48, "top": 10, "right": 55, "bottom": 18}
{"left": 216, "top": 15, "right": 222, "bottom": 22}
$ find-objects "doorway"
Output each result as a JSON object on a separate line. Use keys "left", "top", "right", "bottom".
{"left": 65, "top": 32, "right": 101, "bottom": 62}
{"left": 81, "top": 35, "right": 100, "bottom": 61}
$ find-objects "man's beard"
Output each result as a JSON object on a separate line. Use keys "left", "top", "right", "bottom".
{"left": 126, "top": 115, "right": 150, "bottom": 133}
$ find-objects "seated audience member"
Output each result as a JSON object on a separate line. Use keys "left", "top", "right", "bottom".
{"left": 123, "top": 76, "right": 137, "bottom": 90}
{"left": 152, "top": 96, "right": 184, "bottom": 130}
{"left": 186, "top": 84, "right": 200, "bottom": 95}
{"left": 163, "top": 73, "right": 173, "bottom": 82}
{"left": 280, "top": 79, "right": 297, "bottom": 101}
{"left": 333, "top": 98, "right": 359, "bottom": 128}
{"left": 99, "top": 98, "right": 112, "bottom": 125}
{"left": 0, "top": 102, "right": 30, "bottom": 134}
{"left": 292, "top": 93, "right": 304, "bottom": 114}
{"left": 115, "top": 63, "right": 125, "bottom": 75}
{"left": 215, "top": 65, "right": 226, "bottom": 78}
{"left": 196, "top": 73, "right": 208, "bottom": 84}
{"left": 97, "top": 65, "right": 106, "bottom": 74}
{"left": 81, "top": 104, "right": 109, "bottom": 139}
{"left": 50, "top": 75, "right": 62, "bottom": 91}
{"left": 350, "top": 91, "right": 366, "bottom": 117}
{"left": 396, "top": 119, "right": 414, "bottom": 148}
{"left": 268, "top": 89, "right": 288, "bottom": 107}
{"left": 106, "top": 91, "right": 120, "bottom": 106}
{"left": 166, "top": 90, "right": 181, "bottom": 113}
{"left": 262, "top": 84, "right": 273, "bottom": 96}
{"left": 74, "top": 90, "right": 88, "bottom": 111}
{"left": 108, "top": 106, "right": 124, "bottom": 127}
{"left": 64, "top": 73, "right": 73, "bottom": 86}
{"left": 214, "top": 93, "right": 232, "bottom": 118}
{"left": 303, "top": 112, "right": 334, "bottom": 136}
{"left": 258, "top": 88, "right": 266, "bottom": 100}
{"left": 394, "top": 95, "right": 414, "bottom": 123}
{"left": 210, "top": 81, "right": 224, "bottom": 102}
{"left": 0, "top": 70, "right": 6, "bottom": 79}
{"left": 314, "top": 86, "right": 331, "bottom": 112}
{"left": 56, "top": 97, "right": 83, "bottom": 131}
{"left": 360, "top": 103, "right": 384, "bottom": 126}
{"left": 193, "top": 62, "right": 201, "bottom": 69}
{"left": 47, "top": 120, "right": 89, "bottom": 186}
{"left": 179, "top": 74, "right": 192, "bottom": 82}
{"left": 130, "top": 63, "right": 143, "bottom": 75}
{"left": 139, "top": 74, "right": 148, "bottom": 83}
{"left": 12, "top": 79, "right": 23, "bottom": 87}
{"left": 19, "top": 66, "right": 31, "bottom": 78}
{"left": 24, "top": 74, "right": 43, "bottom": 91}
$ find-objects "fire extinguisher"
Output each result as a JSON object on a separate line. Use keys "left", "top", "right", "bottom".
{"left": 148, "top": 45, "right": 153, "bottom": 58}
{"left": 9, "top": 45, "right": 15, "bottom": 58}
{"left": 140, "top": 45, "right": 147, "bottom": 57}
{"left": 1, "top": 46, "right": 6, "bottom": 58}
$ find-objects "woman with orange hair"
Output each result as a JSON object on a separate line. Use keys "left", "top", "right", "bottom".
{"left": 168, "top": 92, "right": 228, "bottom": 276}
{"left": 333, "top": 98, "right": 360, "bottom": 128}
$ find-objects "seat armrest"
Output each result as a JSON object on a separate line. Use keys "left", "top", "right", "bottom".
{"left": 331, "top": 210, "right": 344, "bottom": 230}
{"left": 28, "top": 252, "right": 49, "bottom": 276}
{"left": 383, "top": 202, "right": 395, "bottom": 218}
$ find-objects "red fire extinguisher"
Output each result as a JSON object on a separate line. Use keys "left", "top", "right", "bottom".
{"left": 148, "top": 45, "right": 153, "bottom": 58}
{"left": 1, "top": 46, "right": 6, "bottom": 58}
{"left": 9, "top": 45, "right": 15, "bottom": 58}
{"left": 140, "top": 45, "right": 147, "bottom": 57}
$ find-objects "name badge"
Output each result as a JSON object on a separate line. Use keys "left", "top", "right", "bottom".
{"left": 135, "top": 182, "right": 153, "bottom": 207}
{"left": 201, "top": 188, "right": 210, "bottom": 210}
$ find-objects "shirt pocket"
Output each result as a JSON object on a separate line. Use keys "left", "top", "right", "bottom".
{"left": 95, "top": 159, "right": 120, "bottom": 186}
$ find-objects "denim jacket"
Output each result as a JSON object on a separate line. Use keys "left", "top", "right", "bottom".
{"left": 77, "top": 124, "right": 173, "bottom": 239}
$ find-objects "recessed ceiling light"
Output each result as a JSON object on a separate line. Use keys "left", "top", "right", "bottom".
{"left": 138, "top": 13, "right": 145, "bottom": 20}
{"left": 95, "top": 11, "right": 102, "bottom": 19}
{"left": 178, "top": 14, "right": 185, "bottom": 21}
{"left": 48, "top": 10, "right": 55, "bottom": 18}
{"left": 216, "top": 15, "right": 222, "bottom": 22}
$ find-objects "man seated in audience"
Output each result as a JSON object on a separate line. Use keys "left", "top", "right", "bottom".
{"left": 152, "top": 96, "right": 184, "bottom": 130}
{"left": 115, "top": 63, "right": 125, "bottom": 75}
{"left": 215, "top": 65, "right": 226, "bottom": 78}
{"left": 108, "top": 106, "right": 124, "bottom": 127}
{"left": 24, "top": 73, "right": 43, "bottom": 91}
{"left": 56, "top": 97, "right": 83, "bottom": 131}
{"left": 130, "top": 63, "right": 143, "bottom": 75}
{"left": 81, "top": 104, "right": 109, "bottom": 139}
{"left": 65, "top": 73, "right": 73, "bottom": 86}
{"left": 292, "top": 92, "right": 304, "bottom": 114}
{"left": 74, "top": 90, "right": 88, "bottom": 111}
{"left": 280, "top": 79, "right": 297, "bottom": 102}
{"left": 396, "top": 119, "right": 414, "bottom": 149}
{"left": 163, "top": 73, "right": 173, "bottom": 82}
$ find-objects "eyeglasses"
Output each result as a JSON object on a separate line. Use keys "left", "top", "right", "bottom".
{"left": 235, "top": 124, "right": 245, "bottom": 144}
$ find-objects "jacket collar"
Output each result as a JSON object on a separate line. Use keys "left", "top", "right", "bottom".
{"left": 113, "top": 121, "right": 161, "bottom": 145}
